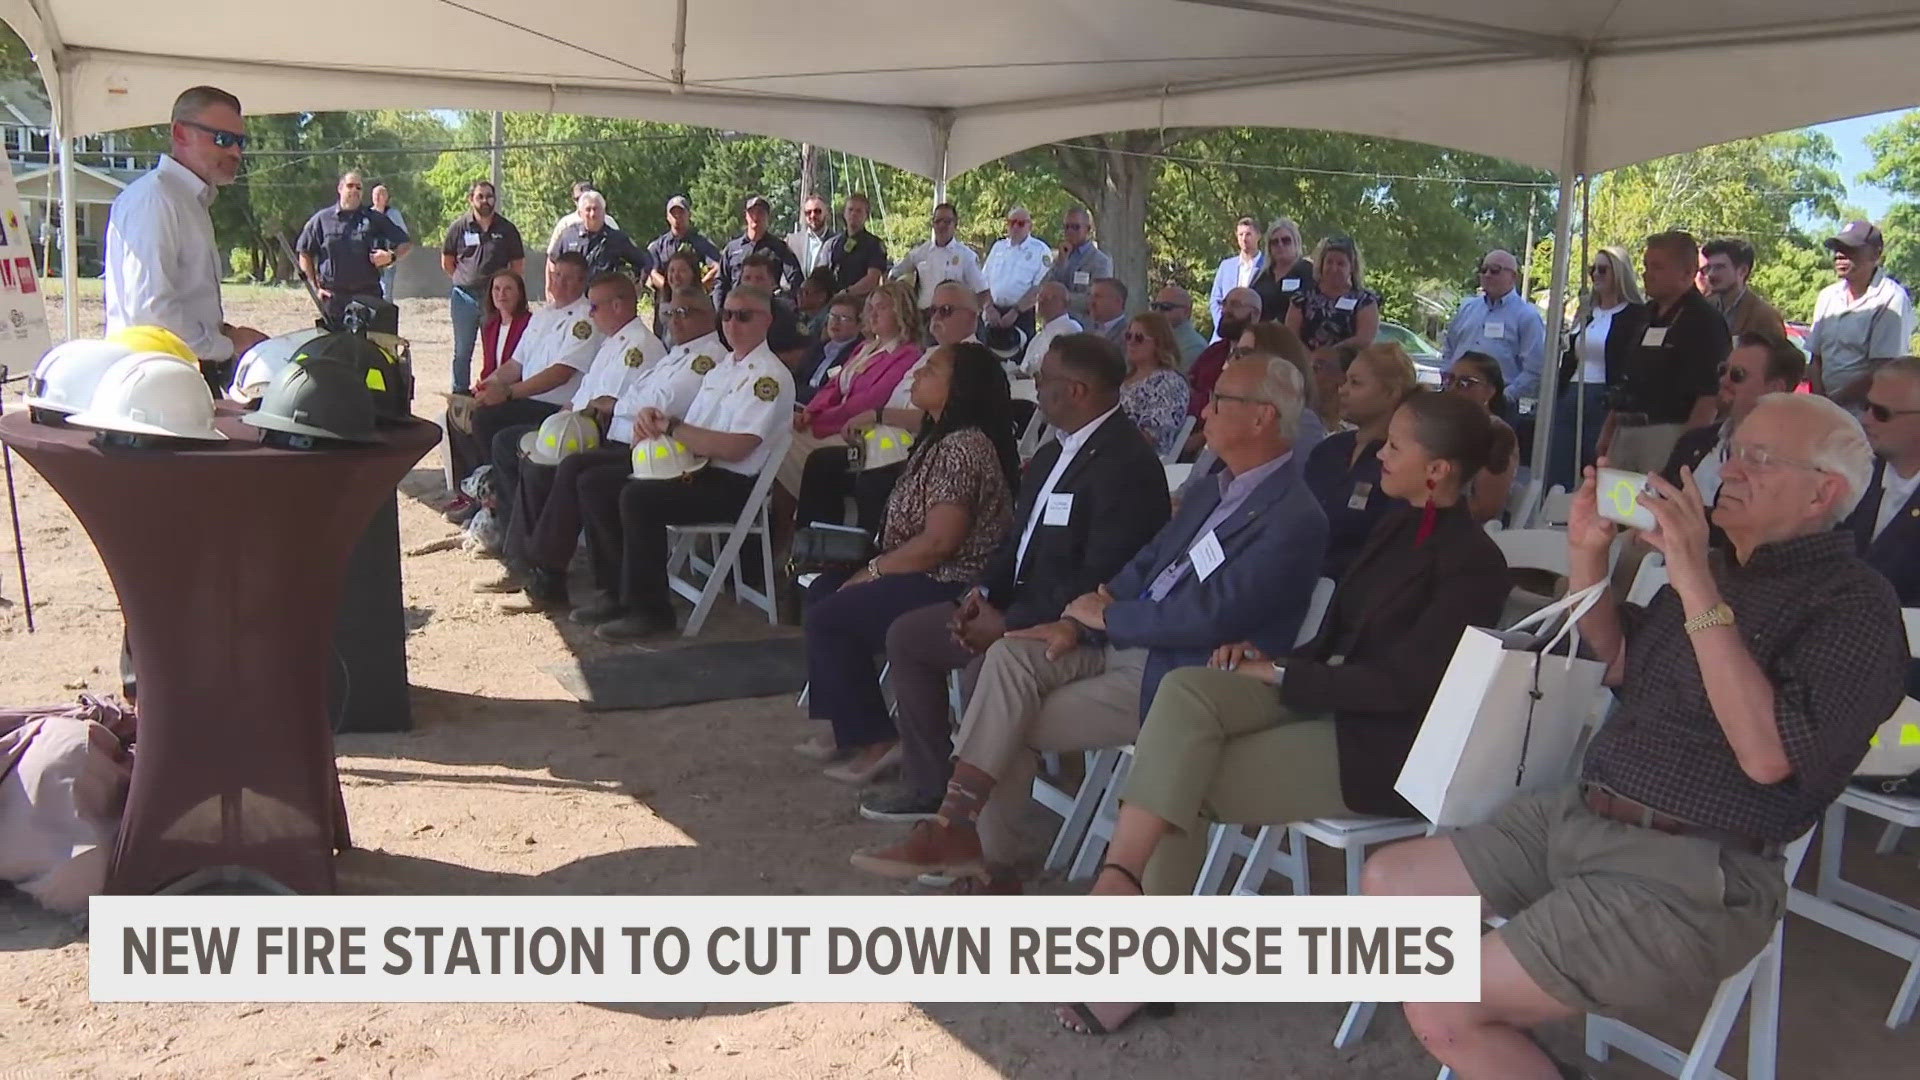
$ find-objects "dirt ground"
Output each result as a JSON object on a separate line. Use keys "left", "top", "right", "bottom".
{"left": 2, "top": 287, "right": 1917, "bottom": 1078}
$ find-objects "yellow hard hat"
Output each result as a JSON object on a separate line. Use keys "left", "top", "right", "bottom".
{"left": 107, "top": 325, "right": 197, "bottom": 364}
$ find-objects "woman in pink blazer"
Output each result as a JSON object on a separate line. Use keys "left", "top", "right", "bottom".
{"left": 776, "top": 281, "right": 925, "bottom": 499}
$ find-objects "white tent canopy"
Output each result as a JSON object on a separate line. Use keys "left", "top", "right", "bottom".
{"left": 3, "top": 0, "right": 1918, "bottom": 181}
{"left": 5, "top": 0, "right": 1916, "bottom": 481}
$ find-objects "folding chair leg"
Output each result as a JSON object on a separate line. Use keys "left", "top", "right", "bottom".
{"left": 1343, "top": 835, "right": 1367, "bottom": 895}
{"left": 1876, "top": 823, "right": 1907, "bottom": 856}
{"left": 758, "top": 504, "right": 778, "bottom": 625}
{"left": 1891, "top": 955, "right": 1920, "bottom": 1030}
{"left": 1066, "top": 750, "right": 1129, "bottom": 879}
{"left": 1193, "top": 824, "right": 1240, "bottom": 895}
{"left": 1048, "top": 748, "right": 1120, "bottom": 874}
{"left": 1333, "top": 1001, "right": 1376, "bottom": 1049}
{"left": 1816, "top": 800, "right": 1847, "bottom": 900}
{"left": 1746, "top": 924, "right": 1784, "bottom": 1080}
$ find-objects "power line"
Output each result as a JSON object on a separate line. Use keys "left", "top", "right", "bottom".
{"left": 1047, "top": 140, "right": 1559, "bottom": 188}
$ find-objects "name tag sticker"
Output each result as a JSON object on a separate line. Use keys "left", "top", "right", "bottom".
{"left": 1043, "top": 492, "right": 1074, "bottom": 526}
{"left": 1348, "top": 482, "right": 1373, "bottom": 511}
{"left": 463, "top": 231, "right": 480, "bottom": 247}
{"left": 1189, "top": 530, "right": 1226, "bottom": 582}
{"left": 1281, "top": 278, "right": 1300, "bottom": 291}
{"left": 1642, "top": 326, "right": 1669, "bottom": 347}
{"left": 1073, "top": 271, "right": 1091, "bottom": 286}
{"left": 1335, "top": 296, "right": 1358, "bottom": 311}
{"left": 1483, "top": 322, "right": 1505, "bottom": 340}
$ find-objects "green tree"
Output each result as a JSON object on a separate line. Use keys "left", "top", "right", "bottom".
{"left": 1863, "top": 111, "right": 1920, "bottom": 291}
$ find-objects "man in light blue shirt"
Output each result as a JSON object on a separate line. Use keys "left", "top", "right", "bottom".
{"left": 1208, "top": 217, "right": 1264, "bottom": 336}
{"left": 1442, "top": 249, "right": 1546, "bottom": 401}
{"left": 1044, "top": 207, "right": 1113, "bottom": 322}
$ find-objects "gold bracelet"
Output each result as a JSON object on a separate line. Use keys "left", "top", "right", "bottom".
{"left": 1684, "top": 602, "right": 1735, "bottom": 635}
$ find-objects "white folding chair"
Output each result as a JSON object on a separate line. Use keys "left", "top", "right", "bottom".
{"left": 1195, "top": 816, "right": 1429, "bottom": 898}
{"left": 1160, "top": 415, "right": 1196, "bottom": 464}
{"left": 663, "top": 430, "right": 790, "bottom": 636}
{"left": 1491, "top": 527, "right": 1575, "bottom": 577}
{"left": 1535, "top": 484, "right": 1573, "bottom": 527}
{"left": 1162, "top": 462, "right": 1193, "bottom": 496}
{"left": 1782, "top": 607, "right": 1920, "bottom": 1029}
{"left": 1585, "top": 830, "right": 1816, "bottom": 1080}
{"left": 1505, "top": 473, "right": 1543, "bottom": 529}
{"left": 1032, "top": 748, "right": 1126, "bottom": 873}
{"left": 1017, "top": 407, "right": 1052, "bottom": 461}
{"left": 1073, "top": 578, "right": 1341, "bottom": 883}
{"left": 1625, "top": 551, "right": 1668, "bottom": 606}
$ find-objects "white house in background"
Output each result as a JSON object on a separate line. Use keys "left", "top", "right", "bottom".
{"left": 0, "top": 80, "right": 149, "bottom": 273}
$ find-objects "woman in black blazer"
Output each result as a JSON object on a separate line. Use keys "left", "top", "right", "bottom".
{"left": 1551, "top": 244, "right": 1647, "bottom": 491}
{"left": 1056, "top": 389, "right": 1510, "bottom": 1036}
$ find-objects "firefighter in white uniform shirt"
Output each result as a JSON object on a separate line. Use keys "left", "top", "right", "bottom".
{"left": 891, "top": 202, "right": 990, "bottom": 317}
{"left": 489, "top": 276, "right": 674, "bottom": 595}
{"left": 445, "top": 251, "right": 601, "bottom": 509}
{"left": 568, "top": 286, "right": 795, "bottom": 641}
{"left": 980, "top": 206, "right": 1054, "bottom": 341}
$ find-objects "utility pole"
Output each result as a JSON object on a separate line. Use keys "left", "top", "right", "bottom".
{"left": 1522, "top": 188, "right": 1537, "bottom": 297}
{"left": 490, "top": 112, "right": 505, "bottom": 211}
{"left": 799, "top": 142, "right": 818, "bottom": 204}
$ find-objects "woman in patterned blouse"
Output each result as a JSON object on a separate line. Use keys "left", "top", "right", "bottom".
{"left": 797, "top": 342, "right": 1019, "bottom": 784}
{"left": 1119, "top": 313, "right": 1192, "bottom": 458}
{"left": 1286, "top": 234, "right": 1381, "bottom": 362}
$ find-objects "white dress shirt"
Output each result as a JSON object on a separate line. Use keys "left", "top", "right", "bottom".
{"left": 1694, "top": 424, "right": 1733, "bottom": 507}
{"left": 790, "top": 228, "right": 834, "bottom": 275}
{"left": 893, "top": 238, "right": 988, "bottom": 309}
{"left": 1021, "top": 312, "right": 1082, "bottom": 375}
{"left": 1875, "top": 462, "right": 1920, "bottom": 541}
{"left": 1015, "top": 404, "right": 1121, "bottom": 575}
{"left": 611, "top": 330, "right": 723, "bottom": 439}
{"left": 683, "top": 341, "right": 795, "bottom": 477}
{"left": 521, "top": 297, "right": 601, "bottom": 405}
{"left": 104, "top": 155, "right": 230, "bottom": 361}
{"left": 982, "top": 236, "right": 1054, "bottom": 307}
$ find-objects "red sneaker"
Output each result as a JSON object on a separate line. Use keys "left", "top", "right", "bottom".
{"left": 850, "top": 819, "right": 985, "bottom": 881}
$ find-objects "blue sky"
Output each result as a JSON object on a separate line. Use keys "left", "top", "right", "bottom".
{"left": 1811, "top": 108, "right": 1913, "bottom": 218}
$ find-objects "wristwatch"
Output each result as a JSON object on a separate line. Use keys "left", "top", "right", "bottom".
{"left": 1684, "top": 602, "right": 1735, "bottom": 635}
{"left": 666, "top": 416, "right": 681, "bottom": 437}
{"left": 865, "top": 557, "right": 885, "bottom": 578}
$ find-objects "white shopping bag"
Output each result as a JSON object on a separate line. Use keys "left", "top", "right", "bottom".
{"left": 1396, "top": 582, "right": 1613, "bottom": 827}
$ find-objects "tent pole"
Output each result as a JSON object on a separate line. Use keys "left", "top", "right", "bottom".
{"left": 489, "top": 111, "right": 505, "bottom": 210}
{"left": 58, "top": 132, "right": 75, "bottom": 340}
{"left": 1526, "top": 53, "right": 1591, "bottom": 493}
{"left": 931, "top": 114, "right": 952, "bottom": 208}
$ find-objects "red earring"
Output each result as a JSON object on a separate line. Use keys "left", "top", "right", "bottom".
{"left": 1416, "top": 476, "right": 1438, "bottom": 546}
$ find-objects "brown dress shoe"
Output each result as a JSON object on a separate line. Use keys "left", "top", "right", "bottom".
{"left": 849, "top": 819, "right": 985, "bottom": 881}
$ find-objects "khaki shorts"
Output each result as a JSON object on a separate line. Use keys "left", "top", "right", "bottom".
{"left": 1451, "top": 785, "right": 1786, "bottom": 1016}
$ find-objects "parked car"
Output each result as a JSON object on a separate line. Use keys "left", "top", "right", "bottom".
{"left": 1376, "top": 321, "right": 1445, "bottom": 385}
{"left": 1784, "top": 322, "right": 1813, "bottom": 393}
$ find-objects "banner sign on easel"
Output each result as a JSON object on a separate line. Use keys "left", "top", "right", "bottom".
{"left": 0, "top": 151, "right": 53, "bottom": 373}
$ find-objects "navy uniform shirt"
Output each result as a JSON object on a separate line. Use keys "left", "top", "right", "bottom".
{"left": 296, "top": 203, "right": 409, "bottom": 294}
{"left": 825, "top": 228, "right": 889, "bottom": 294}
{"left": 715, "top": 232, "right": 803, "bottom": 308}
{"left": 1303, "top": 430, "right": 1397, "bottom": 580}
{"left": 646, "top": 228, "right": 724, "bottom": 289}
{"left": 552, "top": 223, "right": 651, "bottom": 280}
{"left": 440, "top": 211, "right": 525, "bottom": 291}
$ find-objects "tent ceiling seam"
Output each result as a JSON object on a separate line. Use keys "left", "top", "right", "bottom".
{"left": 1172, "top": 0, "right": 1574, "bottom": 54}
{"left": 427, "top": 0, "right": 672, "bottom": 85}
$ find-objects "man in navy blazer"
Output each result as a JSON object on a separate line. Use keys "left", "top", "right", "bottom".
{"left": 861, "top": 334, "right": 1171, "bottom": 823}
{"left": 851, "top": 353, "right": 1329, "bottom": 889}
{"left": 1847, "top": 359, "right": 1920, "bottom": 697}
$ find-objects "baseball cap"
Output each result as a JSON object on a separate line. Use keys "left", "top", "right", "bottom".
{"left": 744, "top": 195, "right": 771, "bottom": 213}
{"left": 666, "top": 195, "right": 690, "bottom": 211}
{"left": 1826, "top": 220, "right": 1884, "bottom": 252}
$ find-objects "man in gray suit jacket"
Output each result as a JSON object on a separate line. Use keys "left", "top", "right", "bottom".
{"left": 851, "top": 353, "right": 1330, "bottom": 891}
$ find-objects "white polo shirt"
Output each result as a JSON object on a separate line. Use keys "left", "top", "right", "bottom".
{"left": 683, "top": 340, "right": 794, "bottom": 477}
{"left": 894, "top": 238, "right": 988, "bottom": 309}
{"left": 521, "top": 296, "right": 601, "bottom": 405}
{"left": 611, "top": 330, "right": 722, "bottom": 442}
{"left": 569, "top": 316, "right": 668, "bottom": 411}
{"left": 1809, "top": 269, "right": 1916, "bottom": 394}
{"left": 982, "top": 235, "right": 1054, "bottom": 308}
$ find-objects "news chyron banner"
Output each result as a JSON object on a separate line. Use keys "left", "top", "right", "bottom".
{"left": 92, "top": 895, "right": 1479, "bottom": 1003}
{"left": 0, "top": 154, "right": 50, "bottom": 378}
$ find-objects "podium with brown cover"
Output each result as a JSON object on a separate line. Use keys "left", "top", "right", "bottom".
{"left": 0, "top": 406, "right": 438, "bottom": 894}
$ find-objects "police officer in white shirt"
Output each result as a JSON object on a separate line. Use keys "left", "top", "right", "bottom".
{"left": 891, "top": 202, "right": 990, "bottom": 316}
{"left": 104, "top": 85, "right": 267, "bottom": 393}
{"left": 446, "top": 252, "right": 602, "bottom": 500}
{"left": 981, "top": 206, "right": 1054, "bottom": 341}
{"left": 570, "top": 286, "right": 795, "bottom": 640}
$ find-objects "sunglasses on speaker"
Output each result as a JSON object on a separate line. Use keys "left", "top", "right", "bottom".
{"left": 183, "top": 120, "right": 247, "bottom": 150}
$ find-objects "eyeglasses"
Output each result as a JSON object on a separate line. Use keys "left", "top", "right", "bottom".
{"left": 803, "top": 207, "right": 827, "bottom": 216}
{"left": 1006, "top": 218, "right": 1030, "bottom": 227}
{"left": 1478, "top": 265, "right": 1510, "bottom": 275}
{"left": 1587, "top": 264, "right": 1609, "bottom": 276}
{"left": 826, "top": 312, "right": 858, "bottom": 324}
{"left": 1208, "top": 390, "right": 1268, "bottom": 409}
{"left": 1123, "top": 331, "right": 1150, "bottom": 344}
{"left": 1268, "top": 236, "right": 1296, "bottom": 247}
{"left": 1148, "top": 301, "right": 1187, "bottom": 312}
{"left": 664, "top": 306, "right": 699, "bottom": 319}
{"left": 1726, "top": 442, "right": 1828, "bottom": 474}
{"left": 1716, "top": 362, "right": 1750, "bottom": 385}
{"left": 1229, "top": 345, "right": 1258, "bottom": 359}
{"left": 1865, "top": 401, "right": 1920, "bottom": 422}
{"left": 930, "top": 304, "right": 971, "bottom": 319}
{"left": 342, "top": 183, "right": 363, "bottom": 190}
{"left": 720, "top": 308, "right": 765, "bottom": 323}
{"left": 932, "top": 216, "right": 957, "bottom": 226}
{"left": 183, "top": 120, "right": 247, "bottom": 150}
{"left": 1063, "top": 222, "right": 1088, "bottom": 231}
{"left": 1441, "top": 373, "right": 1486, "bottom": 390}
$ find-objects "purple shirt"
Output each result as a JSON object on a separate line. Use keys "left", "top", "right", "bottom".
{"left": 1144, "top": 450, "right": 1293, "bottom": 601}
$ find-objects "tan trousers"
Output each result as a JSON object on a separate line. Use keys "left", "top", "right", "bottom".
{"left": 1121, "top": 667, "right": 1351, "bottom": 894}
{"left": 777, "top": 429, "right": 842, "bottom": 498}
{"left": 954, "top": 638, "right": 1146, "bottom": 866}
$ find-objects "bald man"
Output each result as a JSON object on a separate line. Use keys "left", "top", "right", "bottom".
{"left": 1021, "top": 281, "right": 1081, "bottom": 375}
{"left": 1442, "top": 248, "right": 1545, "bottom": 401}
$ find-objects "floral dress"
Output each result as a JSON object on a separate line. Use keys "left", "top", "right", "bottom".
{"left": 880, "top": 427, "right": 1014, "bottom": 582}
{"left": 1295, "top": 286, "right": 1380, "bottom": 351}
{"left": 1121, "top": 367, "right": 1192, "bottom": 458}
